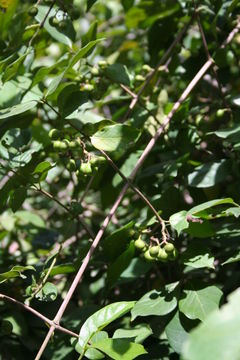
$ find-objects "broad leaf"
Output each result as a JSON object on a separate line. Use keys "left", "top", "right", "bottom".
{"left": 182, "top": 289, "right": 240, "bottom": 360}
{"left": 169, "top": 210, "right": 188, "bottom": 235}
{"left": 181, "top": 241, "right": 215, "bottom": 269}
{"left": 0, "top": 101, "right": 36, "bottom": 120}
{"left": 35, "top": 282, "right": 58, "bottom": 302}
{"left": 103, "top": 63, "right": 131, "bottom": 86}
{"left": 91, "top": 124, "right": 141, "bottom": 153}
{"left": 91, "top": 338, "right": 147, "bottom": 360}
{"left": 78, "top": 302, "right": 135, "bottom": 354}
{"left": 187, "top": 160, "right": 229, "bottom": 188}
{"left": 113, "top": 323, "right": 152, "bottom": 343}
{"left": 0, "top": 265, "right": 35, "bottom": 284}
{"left": 179, "top": 282, "right": 223, "bottom": 322}
{"left": 131, "top": 282, "right": 179, "bottom": 320}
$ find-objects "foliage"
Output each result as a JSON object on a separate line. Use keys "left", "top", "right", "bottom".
{"left": 0, "top": 0, "right": 240, "bottom": 359}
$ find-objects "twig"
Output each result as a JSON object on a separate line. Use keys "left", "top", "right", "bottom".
{"left": 0, "top": 293, "right": 78, "bottom": 338}
{"left": 34, "top": 20, "right": 240, "bottom": 359}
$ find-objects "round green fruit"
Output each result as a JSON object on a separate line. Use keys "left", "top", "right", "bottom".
{"left": 157, "top": 249, "right": 168, "bottom": 261}
{"left": 216, "top": 109, "right": 226, "bottom": 118}
{"left": 168, "top": 248, "right": 178, "bottom": 261}
{"left": 67, "top": 159, "right": 76, "bottom": 172}
{"left": 58, "top": 20, "right": 67, "bottom": 30}
{"left": 83, "top": 84, "right": 94, "bottom": 92}
{"left": 49, "top": 16, "right": 59, "bottom": 27}
{"left": 68, "top": 138, "right": 81, "bottom": 149}
{"left": 142, "top": 64, "right": 152, "bottom": 73}
{"left": 135, "top": 74, "right": 145, "bottom": 82}
{"left": 53, "top": 140, "right": 68, "bottom": 150}
{"left": 28, "top": 6, "right": 38, "bottom": 16}
{"left": 143, "top": 250, "right": 155, "bottom": 262}
{"left": 134, "top": 238, "right": 146, "bottom": 250}
{"left": 79, "top": 162, "right": 92, "bottom": 175}
{"left": 49, "top": 128, "right": 61, "bottom": 140}
{"left": 149, "top": 245, "right": 160, "bottom": 257}
{"left": 164, "top": 243, "right": 175, "bottom": 253}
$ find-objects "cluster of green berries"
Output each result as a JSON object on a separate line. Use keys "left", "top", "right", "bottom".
{"left": 134, "top": 236, "right": 178, "bottom": 263}
{"left": 48, "top": 128, "right": 106, "bottom": 177}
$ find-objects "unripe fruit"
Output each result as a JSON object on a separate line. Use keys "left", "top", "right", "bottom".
{"left": 134, "top": 238, "right": 146, "bottom": 250}
{"left": 216, "top": 108, "right": 226, "bottom": 118}
{"left": 164, "top": 243, "right": 175, "bottom": 253}
{"left": 91, "top": 67, "right": 99, "bottom": 76}
{"left": 49, "top": 16, "right": 59, "bottom": 27}
{"left": 83, "top": 83, "right": 94, "bottom": 92}
{"left": 135, "top": 75, "right": 145, "bottom": 82}
{"left": 149, "top": 245, "right": 160, "bottom": 257}
{"left": 49, "top": 128, "right": 61, "bottom": 140}
{"left": 157, "top": 249, "right": 168, "bottom": 261}
{"left": 143, "top": 250, "right": 155, "bottom": 262}
{"left": 68, "top": 138, "right": 81, "bottom": 149}
{"left": 28, "top": 6, "right": 38, "bottom": 16}
{"left": 53, "top": 140, "right": 68, "bottom": 150}
{"left": 58, "top": 20, "right": 67, "bottom": 30}
{"left": 67, "top": 159, "right": 76, "bottom": 172}
{"left": 79, "top": 162, "right": 92, "bottom": 175}
{"left": 98, "top": 60, "right": 108, "bottom": 68}
{"left": 169, "top": 248, "right": 178, "bottom": 261}
{"left": 90, "top": 156, "right": 106, "bottom": 166}
{"left": 142, "top": 64, "right": 153, "bottom": 73}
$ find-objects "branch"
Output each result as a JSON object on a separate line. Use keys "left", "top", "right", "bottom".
{"left": 0, "top": 293, "right": 78, "bottom": 339}
{"left": 34, "top": 20, "right": 240, "bottom": 359}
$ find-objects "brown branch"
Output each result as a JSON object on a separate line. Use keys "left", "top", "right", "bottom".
{"left": 0, "top": 293, "right": 78, "bottom": 339}
{"left": 34, "top": 20, "right": 240, "bottom": 359}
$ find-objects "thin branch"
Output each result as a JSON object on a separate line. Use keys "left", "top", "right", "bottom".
{"left": 99, "top": 149, "right": 169, "bottom": 243}
{"left": 34, "top": 20, "right": 240, "bottom": 359}
{"left": 0, "top": 293, "right": 78, "bottom": 338}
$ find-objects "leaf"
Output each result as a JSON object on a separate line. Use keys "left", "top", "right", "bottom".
{"left": 35, "top": 282, "right": 58, "bottom": 302}
{"left": 165, "top": 311, "right": 190, "bottom": 354}
{"left": 32, "top": 161, "right": 53, "bottom": 182}
{"left": 69, "top": 39, "right": 103, "bottom": 68}
{"left": 169, "top": 210, "right": 188, "bottom": 235}
{"left": 188, "top": 198, "right": 235, "bottom": 216}
{"left": 131, "top": 282, "right": 179, "bottom": 320}
{"left": 0, "top": 265, "right": 35, "bottom": 284}
{"left": 78, "top": 302, "right": 136, "bottom": 355}
{"left": 181, "top": 241, "right": 215, "bottom": 270}
{"left": 9, "top": 187, "right": 27, "bottom": 212}
{"left": 113, "top": 323, "right": 152, "bottom": 343}
{"left": 222, "top": 251, "right": 240, "bottom": 265}
{"left": 187, "top": 160, "right": 230, "bottom": 188}
{"left": 209, "top": 124, "right": 240, "bottom": 142}
{"left": 83, "top": 331, "right": 108, "bottom": 359}
{"left": 0, "top": 101, "right": 36, "bottom": 120}
{"left": 179, "top": 282, "right": 223, "bottom": 322}
{"left": 106, "top": 241, "right": 135, "bottom": 288}
{"left": 82, "top": 20, "right": 98, "bottom": 48}
{"left": 91, "top": 124, "right": 140, "bottom": 153}
{"left": 91, "top": 338, "right": 147, "bottom": 360}
{"left": 103, "top": 63, "right": 131, "bottom": 86}
{"left": 87, "top": 0, "right": 98, "bottom": 11}
{"left": 225, "top": 207, "right": 240, "bottom": 218}
{"left": 182, "top": 289, "right": 240, "bottom": 360}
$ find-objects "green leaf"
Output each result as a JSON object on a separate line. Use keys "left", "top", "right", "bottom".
{"left": 222, "top": 251, "right": 240, "bottom": 265}
{"left": 84, "top": 331, "right": 108, "bottom": 359}
{"left": 87, "top": 0, "right": 98, "bottom": 11}
{"left": 209, "top": 124, "right": 240, "bottom": 142}
{"left": 181, "top": 241, "right": 215, "bottom": 269}
{"left": 0, "top": 265, "right": 35, "bottom": 284}
{"left": 187, "top": 160, "right": 229, "bottom": 188}
{"left": 69, "top": 39, "right": 103, "bottom": 68}
{"left": 131, "top": 282, "right": 179, "bottom": 320}
{"left": 78, "top": 302, "right": 136, "bottom": 355}
{"left": 113, "top": 323, "right": 152, "bottom": 343}
{"left": 188, "top": 198, "right": 235, "bottom": 215}
{"left": 225, "top": 207, "right": 240, "bottom": 218}
{"left": 179, "top": 282, "right": 223, "bottom": 322}
{"left": 169, "top": 210, "right": 188, "bottom": 235}
{"left": 165, "top": 311, "right": 190, "bottom": 354}
{"left": 103, "top": 63, "right": 131, "bottom": 86}
{"left": 91, "top": 124, "right": 140, "bottom": 153}
{"left": 182, "top": 289, "right": 240, "bottom": 360}
{"left": 91, "top": 338, "right": 147, "bottom": 360}
{"left": 82, "top": 20, "right": 98, "bottom": 48}
{"left": 0, "top": 101, "right": 36, "bottom": 120}
{"left": 35, "top": 282, "right": 58, "bottom": 302}
{"left": 9, "top": 187, "right": 27, "bottom": 212}
{"left": 107, "top": 241, "right": 135, "bottom": 287}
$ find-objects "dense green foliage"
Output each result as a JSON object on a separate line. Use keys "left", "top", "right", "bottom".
{"left": 0, "top": 0, "right": 240, "bottom": 359}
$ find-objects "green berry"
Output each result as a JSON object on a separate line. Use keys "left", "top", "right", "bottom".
{"left": 142, "top": 64, "right": 153, "bottom": 73}
{"left": 135, "top": 74, "right": 145, "bottom": 82}
{"left": 68, "top": 138, "right": 81, "bottom": 149}
{"left": 216, "top": 109, "right": 226, "bottom": 118}
{"left": 28, "top": 6, "right": 38, "bottom": 16}
{"left": 143, "top": 250, "right": 155, "bottom": 262}
{"left": 83, "top": 83, "right": 94, "bottom": 92}
{"left": 53, "top": 140, "right": 68, "bottom": 150}
{"left": 168, "top": 248, "right": 178, "bottom": 261}
{"left": 134, "top": 238, "right": 146, "bottom": 250}
{"left": 91, "top": 67, "right": 99, "bottom": 76}
{"left": 67, "top": 159, "right": 76, "bottom": 172}
{"left": 49, "top": 16, "right": 59, "bottom": 27}
{"left": 98, "top": 60, "right": 108, "bottom": 68}
{"left": 49, "top": 128, "right": 61, "bottom": 140}
{"left": 149, "top": 245, "right": 160, "bottom": 257}
{"left": 157, "top": 249, "right": 168, "bottom": 262}
{"left": 79, "top": 162, "right": 92, "bottom": 175}
{"left": 164, "top": 243, "right": 175, "bottom": 253}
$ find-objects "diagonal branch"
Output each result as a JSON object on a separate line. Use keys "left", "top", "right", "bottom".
{"left": 34, "top": 20, "right": 240, "bottom": 360}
